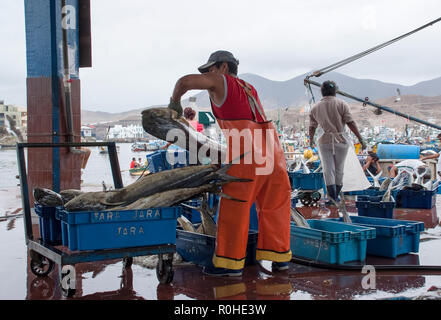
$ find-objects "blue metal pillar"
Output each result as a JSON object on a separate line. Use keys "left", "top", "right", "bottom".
{"left": 24, "top": 0, "right": 81, "bottom": 195}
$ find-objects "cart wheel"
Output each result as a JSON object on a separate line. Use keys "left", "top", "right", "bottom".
{"left": 311, "top": 191, "right": 321, "bottom": 202}
{"left": 61, "top": 288, "right": 76, "bottom": 298}
{"left": 30, "top": 257, "right": 54, "bottom": 277}
{"left": 156, "top": 255, "right": 174, "bottom": 284}
{"left": 300, "top": 193, "right": 313, "bottom": 206}
{"left": 123, "top": 257, "right": 133, "bottom": 269}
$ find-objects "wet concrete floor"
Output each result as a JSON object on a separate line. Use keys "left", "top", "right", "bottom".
{"left": 1, "top": 187, "right": 441, "bottom": 300}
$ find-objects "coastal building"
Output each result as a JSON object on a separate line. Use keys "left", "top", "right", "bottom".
{"left": 0, "top": 101, "right": 27, "bottom": 135}
{"left": 107, "top": 124, "right": 146, "bottom": 140}
{"left": 81, "top": 125, "right": 94, "bottom": 138}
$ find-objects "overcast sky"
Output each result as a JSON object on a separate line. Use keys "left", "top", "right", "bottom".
{"left": 1, "top": 0, "right": 441, "bottom": 113}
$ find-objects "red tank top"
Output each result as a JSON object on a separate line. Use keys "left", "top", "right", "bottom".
{"left": 210, "top": 74, "right": 266, "bottom": 123}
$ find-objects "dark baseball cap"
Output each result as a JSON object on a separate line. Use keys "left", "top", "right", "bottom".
{"left": 198, "top": 50, "right": 239, "bottom": 73}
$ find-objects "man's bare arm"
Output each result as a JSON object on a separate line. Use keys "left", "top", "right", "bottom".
{"left": 171, "top": 73, "right": 224, "bottom": 102}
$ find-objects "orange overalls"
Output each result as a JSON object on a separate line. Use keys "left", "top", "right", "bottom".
{"left": 211, "top": 75, "right": 292, "bottom": 270}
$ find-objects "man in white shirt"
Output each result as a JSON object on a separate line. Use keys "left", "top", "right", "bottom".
{"left": 389, "top": 159, "right": 429, "bottom": 178}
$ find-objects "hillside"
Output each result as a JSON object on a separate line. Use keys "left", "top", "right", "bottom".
{"left": 81, "top": 71, "right": 441, "bottom": 128}
{"left": 264, "top": 94, "right": 441, "bottom": 131}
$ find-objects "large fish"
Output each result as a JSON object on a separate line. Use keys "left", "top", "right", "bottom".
{"left": 329, "top": 194, "right": 352, "bottom": 223}
{"left": 64, "top": 163, "right": 251, "bottom": 212}
{"left": 177, "top": 215, "right": 197, "bottom": 233}
{"left": 379, "top": 177, "right": 392, "bottom": 191}
{"left": 301, "top": 159, "right": 311, "bottom": 174}
{"left": 290, "top": 207, "right": 310, "bottom": 228}
{"left": 109, "top": 182, "right": 241, "bottom": 212}
{"left": 33, "top": 187, "right": 64, "bottom": 207}
{"left": 390, "top": 169, "right": 413, "bottom": 191}
{"left": 366, "top": 169, "right": 383, "bottom": 188}
{"left": 142, "top": 107, "right": 226, "bottom": 165}
{"left": 184, "top": 193, "right": 218, "bottom": 237}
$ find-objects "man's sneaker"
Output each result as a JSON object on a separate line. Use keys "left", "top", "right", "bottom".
{"left": 272, "top": 262, "right": 290, "bottom": 271}
{"left": 202, "top": 266, "right": 243, "bottom": 277}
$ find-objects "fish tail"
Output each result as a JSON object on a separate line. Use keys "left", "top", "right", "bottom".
{"left": 213, "top": 161, "right": 253, "bottom": 184}
{"left": 207, "top": 182, "right": 247, "bottom": 202}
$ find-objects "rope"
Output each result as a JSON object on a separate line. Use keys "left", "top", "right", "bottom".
{"left": 309, "top": 16, "right": 441, "bottom": 78}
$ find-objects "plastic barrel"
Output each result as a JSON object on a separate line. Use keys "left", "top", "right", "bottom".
{"left": 376, "top": 144, "right": 420, "bottom": 160}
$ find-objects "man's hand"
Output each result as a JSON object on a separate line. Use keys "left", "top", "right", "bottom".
{"left": 360, "top": 139, "right": 367, "bottom": 150}
{"left": 168, "top": 98, "right": 183, "bottom": 118}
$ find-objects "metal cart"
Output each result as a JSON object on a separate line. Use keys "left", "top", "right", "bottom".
{"left": 17, "top": 142, "right": 176, "bottom": 298}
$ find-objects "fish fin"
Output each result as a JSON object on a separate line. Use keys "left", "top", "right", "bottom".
{"left": 217, "top": 192, "right": 247, "bottom": 202}
{"left": 213, "top": 162, "right": 253, "bottom": 184}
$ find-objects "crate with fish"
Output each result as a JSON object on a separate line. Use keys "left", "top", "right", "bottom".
{"left": 356, "top": 193, "right": 396, "bottom": 219}
{"left": 326, "top": 216, "right": 424, "bottom": 258}
{"left": 34, "top": 203, "right": 63, "bottom": 245}
{"left": 176, "top": 220, "right": 258, "bottom": 268}
{"left": 179, "top": 193, "right": 219, "bottom": 224}
{"left": 56, "top": 207, "right": 180, "bottom": 251}
{"left": 290, "top": 219, "right": 376, "bottom": 264}
{"left": 177, "top": 195, "right": 258, "bottom": 267}
{"left": 394, "top": 188, "right": 437, "bottom": 209}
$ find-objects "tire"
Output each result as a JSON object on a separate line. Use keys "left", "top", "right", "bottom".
{"left": 311, "top": 191, "right": 321, "bottom": 202}
{"left": 300, "top": 193, "right": 313, "bottom": 206}
{"left": 30, "top": 257, "right": 54, "bottom": 277}
{"left": 156, "top": 256, "right": 174, "bottom": 284}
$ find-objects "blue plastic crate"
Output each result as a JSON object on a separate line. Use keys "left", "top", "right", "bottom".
{"left": 56, "top": 207, "right": 180, "bottom": 251}
{"left": 356, "top": 195, "right": 395, "bottom": 219}
{"left": 176, "top": 226, "right": 258, "bottom": 268}
{"left": 327, "top": 216, "right": 424, "bottom": 258}
{"left": 290, "top": 219, "right": 376, "bottom": 264}
{"left": 288, "top": 170, "right": 324, "bottom": 190}
{"left": 34, "top": 204, "right": 62, "bottom": 245}
{"left": 164, "top": 150, "right": 190, "bottom": 169}
{"left": 345, "top": 188, "right": 386, "bottom": 197}
{"left": 394, "top": 188, "right": 437, "bottom": 209}
{"left": 146, "top": 150, "right": 168, "bottom": 173}
{"left": 179, "top": 194, "right": 218, "bottom": 224}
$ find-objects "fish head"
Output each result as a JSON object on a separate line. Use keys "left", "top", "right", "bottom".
{"left": 33, "top": 187, "right": 63, "bottom": 206}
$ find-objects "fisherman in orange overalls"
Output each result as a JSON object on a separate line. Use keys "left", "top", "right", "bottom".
{"left": 169, "top": 50, "right": 292, "bottom": 276}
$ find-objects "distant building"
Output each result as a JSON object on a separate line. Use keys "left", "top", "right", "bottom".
{"left": 108, "top": 124, "right": 146, "bottom": 140}
{"left": 0, "top": 101, "right": 27, "bottom": 135}
{"left": 81, "top": 125, "right": 93, "bottom": 138}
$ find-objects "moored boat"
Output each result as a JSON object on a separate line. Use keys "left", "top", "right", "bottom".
{"left": 129, "top": 165, "right": 149, "bottom": 176}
